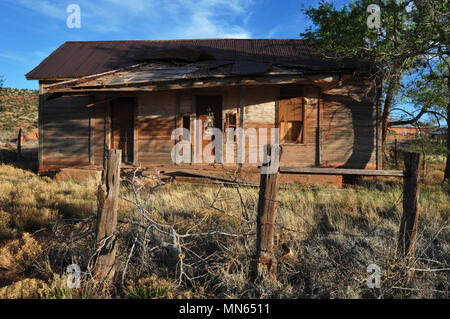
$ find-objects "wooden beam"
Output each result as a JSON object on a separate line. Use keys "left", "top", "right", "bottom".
{"left": 89, "top": 102, "right": 94, "bottom": 165}
{"left": 38, "top": 95, "right": 44, "bottom": 170}
{"left": 319, "top": 89, "right": 322, "bottom": 165}
{"left": 174, "top": 92, "right": 180, "bottom": 165}
{"left": 280, "top": 166, "right": 405, "bottom": 176}
{"left": 104, "top": 97, "right": 111, "bottom": 161}
{"left": 317, "top": 128, "right": 322, "bottom": 166}
{"left": 316, "top": 90, "right": 322, "bottom": 166}
{"left": 238, "top": 85, "right": 245, "bottom": 169}
{"left": 47, "top": 73, "right": 345, "bottom": 94}
{"left": 133, "top": 96, "right": 138, "bottom": 165}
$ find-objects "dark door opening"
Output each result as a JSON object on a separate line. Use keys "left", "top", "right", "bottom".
{"left": 196, "top": 96, "right": 223, "bottom": 160}
{"left": 111, "top": 97, "right": 134, "bottom": 163}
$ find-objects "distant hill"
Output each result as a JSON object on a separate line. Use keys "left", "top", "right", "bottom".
{"left": 0, "top": 88, "right": 38, "bottom": 135}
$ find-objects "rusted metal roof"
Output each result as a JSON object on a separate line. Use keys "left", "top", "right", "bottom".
{"left": 231, "top": 61, "right": 272, "bottom": 75}
{"left": 26, "top": 39, "right": 362, "bottom": 80}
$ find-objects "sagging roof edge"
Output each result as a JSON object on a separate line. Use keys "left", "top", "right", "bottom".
{"left": 42, "top": 70, "right": 360, "bottom": 95}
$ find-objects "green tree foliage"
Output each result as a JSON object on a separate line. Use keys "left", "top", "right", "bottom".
{"left": 412, "top": 59, "right": 450, "bottom": 180}
{"left": 301, "top": 0, "right": 449, "bottom": 155}
{"left": 405, "top": 61, "right": 448, "bottom": 123}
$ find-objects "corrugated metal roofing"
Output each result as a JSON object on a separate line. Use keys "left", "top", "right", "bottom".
{"left": 26, "top": 39, "right": 362, "bottom": 80}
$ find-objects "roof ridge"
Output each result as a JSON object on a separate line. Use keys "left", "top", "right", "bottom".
{"left": 64, "top": 39, "right": 307, "bottom": 43}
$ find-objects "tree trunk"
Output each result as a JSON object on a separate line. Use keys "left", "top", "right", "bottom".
{"left": 381, "top": 73, "right": 402, "bottom": 167}
{"left": 90, "top": 149, "right": 121, "bottom": 284}
{"left": 444, "top": 75, "right": 450, "bottom": 181}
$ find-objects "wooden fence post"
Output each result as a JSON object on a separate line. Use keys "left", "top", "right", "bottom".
{"left": 17, "top": 128, "right": 22, "bottom": 162}
{"left": 91, "top": 149, "right": 121, "bottom": 284}
{"left": 251, "top": 145, "right": 281, "bottom": 282}
{"left": 397, "top": 152, "right": 421, "bottom": 261}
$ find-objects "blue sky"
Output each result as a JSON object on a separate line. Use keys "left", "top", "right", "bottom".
{"left": 0, "top": 0, "right": 351, "bottom": 90}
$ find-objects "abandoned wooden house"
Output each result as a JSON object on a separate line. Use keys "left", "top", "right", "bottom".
{"left": 26, "top": 39, "right": 383, "bottom": 186}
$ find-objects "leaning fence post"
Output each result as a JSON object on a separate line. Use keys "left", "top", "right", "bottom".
{"left": 397, "top": 152, "right": 421, "bottom": 263}
{"left": 251, "top": 144, "right": 281, "bottom": 282}
{"left": 90, "top": 149, "right": 121, "bottom": 284}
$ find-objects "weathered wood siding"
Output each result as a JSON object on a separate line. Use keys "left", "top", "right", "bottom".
{"left": 93, "top": 96, "right": 107, "bottom": 165}
{"left": 321, "top": 80, "right": 378, "bottom": 169}
{"left": 278, "top": 85, "right": 320, "bottom": 167}
{"left": 39, "top": 80, "right": 379, "bottom": 172}
{"left": 242, "top": 85, "right": 277, "bottom": 165}
{"left": 137, "top": 91, "right": 176, "bottom": 164}
{"left": 41, "top": 94, "right": 91, "bottom": 167}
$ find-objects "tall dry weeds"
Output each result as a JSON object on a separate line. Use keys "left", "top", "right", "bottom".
{"left": 0, "top": 163, "right": 448, "bottom": 299}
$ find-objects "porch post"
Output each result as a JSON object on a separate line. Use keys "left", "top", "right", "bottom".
{"left": 238, "top": 85, "right": 245, "bottom": 168}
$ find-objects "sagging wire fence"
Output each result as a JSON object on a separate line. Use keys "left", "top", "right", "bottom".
{"left": 45, "top": 148, "right": 448, "bottom": 298}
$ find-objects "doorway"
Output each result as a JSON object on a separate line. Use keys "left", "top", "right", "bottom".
{"left": 110, "top": 97, "right": 135, "bottom": 163}
{"left": 196, "top": 96, "right": 223, "bottom": 161}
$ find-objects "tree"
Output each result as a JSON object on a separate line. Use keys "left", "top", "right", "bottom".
{"left": 408, "top": 60, "right": 449, "bottom": 181}
{"left": 301, "top": 0, "right": 449, "bottom": 166}
{"left": 391, "top": 59, "right": 448, "bottom": 126}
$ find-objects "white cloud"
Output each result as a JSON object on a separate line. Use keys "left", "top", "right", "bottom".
{"left": 267, "top": 26, "right": 282, "bottom": 38}
{"left": 103, "top": 0, "right": 149, "bottom": 15}
{"left": 0, "top": 52, "right": 28, "bottom": 63}
{"left": 34, "top": 47, "right": 57, "bottom": 59}
{"left": 159, "top": 0, "right": 253, "bottom": 39}
{"left": 17, "top": 0, "right": 66, "bottom": 20}
{"left": 16, "top": 0, "right": 253, "bottom": 38}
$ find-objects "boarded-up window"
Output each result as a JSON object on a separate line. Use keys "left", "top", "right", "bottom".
{"left": 278, "top": 97, "right": 304, "bottom": 143}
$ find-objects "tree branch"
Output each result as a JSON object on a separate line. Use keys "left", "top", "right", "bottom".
{"left": 389, "top": 106, "right": 430, "bottom": 126}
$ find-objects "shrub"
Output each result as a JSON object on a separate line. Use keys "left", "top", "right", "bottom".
{"left": 0, "top": 210, "right": 15, "bottom": 240}
{"left": 126, "top": 276, "right": 191, "bottom": 299}
{"left": 0, "top": 233, "right": 42, "bottom": 273}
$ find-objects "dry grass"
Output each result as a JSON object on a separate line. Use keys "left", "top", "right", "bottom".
{"left": 0, "top": 164, "right": 99, "bottom": 234}
{"left": 0, "top": 161, "right": 448, "bottom": 299}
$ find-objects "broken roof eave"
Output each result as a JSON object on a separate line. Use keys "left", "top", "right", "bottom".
{"left": 44, "top": 71, "right": 355, "bottom": 94}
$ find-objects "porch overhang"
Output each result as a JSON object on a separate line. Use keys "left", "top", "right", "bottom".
{"left": 41, "top": 60, "right": 357, "bottom": 94}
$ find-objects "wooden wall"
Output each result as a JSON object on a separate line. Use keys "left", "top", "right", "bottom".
{"left": 92, "top": 95, "right": 107, "bottom": 165}
{"left": 242, "top": 85, "right": 277, "bottom": 165}
{"left": 321, "top": 80, "right": 378, "bottom": 169}
{"left": 278, "top": 85, "right": 320, "bottom": 167}
{"left": 40, "top": 94, "right": 91, "bottom": 168}
{"left": 135, "top": 91, "right": 176, "bottom": 164}
{"left": 39, "top": 80, "right": 379, "bottom": 171}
